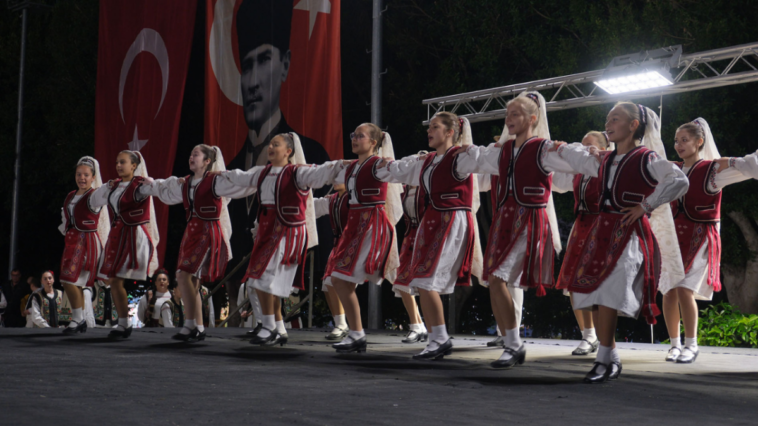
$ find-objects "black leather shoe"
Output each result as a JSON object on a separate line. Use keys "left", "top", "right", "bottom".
{"left": 172, "top": 328, "right": 198, "bottom": 342}
{"left": 250, "top": 328, "right": 280, "bottom": 345}
{"left": 490, "top": 344, "right": 526, "bottom": 369}
{"left": 108, "top": 326, "right": 132, "bottom": 340}
{"left": 402, "top": 330, "right": 428, "bottom": 343}
{"left": 676, "top": 347, "right": 699, "bottom": 364}
{"left": 572, "top": 339, "right": 599, "bottom": 355}
{"left": 333, "top": 336, "right": 367, "bottom": 353}
{"left": 263, "top": 332, "right": 287, "bottom": 347}
{"left": 608, "top": 361, "right": 622, "bottom": 380}
{"left": 62, "top": 320, "right": 87, "bottom": 336}
{"left": 192, "top": 329, "right": 206, "bottom": 342}
{"left": 412, "top": 339, "right": 453, "bottom": 360}
{"left": 246, "top": 323, "right": 263, "bottom": 336}
{"left": 583, "top": 362, "right": 611, "bottom": 384}
{"left": 487, "top": 336, "right": 504, "bottom": 347}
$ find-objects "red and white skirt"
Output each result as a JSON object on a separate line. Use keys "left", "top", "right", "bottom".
{"left": 99, "top": 220, "right": 154, "bottom": 281}
{"left": 60, "top": 228, "right": 103, "bottom": 288}
{"left": 177, "top": 217, "right": 229, "bottom": 282}
{"left": 556, "top": 212, "right": 597, "bottom": 291}
{"left": 663, "top": 216, "right": 721, "bottom": 300}
{"left": 392, "top": 225, "right": 420, "bottom": 295}
{"left": 243, "top": 206, "right": 307, "bottom": 298}
{"left": 406, "top": 209, "right": 474, "bottom": 295}
{"left": 567, "top": 212, "right": 661, "bottom": 324}
{"left": 329, "top": 205, "right": 393, "bottom": 285}
{"left": 484, "top": 197, "right": 554, "bottom": 295}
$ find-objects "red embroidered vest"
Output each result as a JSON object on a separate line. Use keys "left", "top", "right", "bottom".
{"left": 345, "top": 156, "right": 387, "bottom": 205}
{"left": 419, "top": 146, "right": 473, "bottom": 211}
{"left": 401, "top": 185, "right": 426, "bottom": 230}
{"left": 108, "top": 177, "right": 150, "bottom": 225}
{"left": 600, "top": 146, "right": 658, "bottom": 212}
{"left": 671, "top": 160, "right": 721, "bottom": 222}
{"left": 256, "top": 164, "right": 309, "bottom": 226}
{"left": 63, "top": 188, "right": 99, "bottom": 232}
{"left": 572, "top": 174, "right": 602, "bottom": 215}
{"left": 182, "top": 172, "right": 222, "bottom": 221}
{"left": 328, "top": 191, "right": 350, "bottom": 238}
{"left": 496, "top": 137, "right": 553, "bottom": 209}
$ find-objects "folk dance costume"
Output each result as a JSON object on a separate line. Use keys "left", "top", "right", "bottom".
{"left": 58, "top": 156, "right": 111, "bottom": 333}
{"left": 313, "top": 192, "right": 350, "bottom": 339}
{"left": 137, "top": 291, "right": 175, "bottom": 327}
{"left": 727, "top": 149, "right": 758, "bottom": 178}
{"left": 561, "top": 106, "right": 689, "bottom": 381}
{"left": 30, "top": 288, "right": 72, "bottom": 328}
{"left": 662, "top": 118, "right": 750, "bottom": 363}
{"left": 90, "top": 280, "right": 118, "bottom": 327}
{"left": 381, "top": 122, "right": 484, "bottom": 357}
{"left": 223, "top": 134, "right": 340, "bottom": 344}
{"left": 146, "top": 147, "right": 237, "bottom": 283}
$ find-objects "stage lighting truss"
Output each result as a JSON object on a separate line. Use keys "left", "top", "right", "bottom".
{"left": 422, "top": 41, "right": 758, "bottom": 124}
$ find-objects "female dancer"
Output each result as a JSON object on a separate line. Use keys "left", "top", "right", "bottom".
{"left": 145, "top": 144, "right": 242, "bottom": 341}
{"left": 556, "top": 103, "right": 688, "bottom": 382}
{"left": 391, "top": 151, "right": 430, "bottom": 344}
{"left": 137, "top": 269, "right": 176, "bottom": 327}
{"left": 313, "top": 184, "right": 350, "bottom": 341}
{"left": 91, "top": 151, "right": 160, "bottom": 339}
{"left": 379, "top": 114, "right": 483, "bottom": 359}
{"left": 223, "top": 133, "right": 343, "bottom": 346}
{"left": 662, "top": 119, "right": 750, "bottom": 363}
{"left": 58, "top": 156, "right": 110, "bottom": 335}
{"left": 325, "top": 125, "right": 402, "bottom": 354}
{"left": 552, "top": 131, "right": 612, "bottom": 355}
{"left": 462, "top": 91, "right": 577, "bottom": 369}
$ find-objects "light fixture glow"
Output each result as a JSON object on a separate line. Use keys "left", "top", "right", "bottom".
{"left": 594, "top": 71, "right": 673, "bottom": 94}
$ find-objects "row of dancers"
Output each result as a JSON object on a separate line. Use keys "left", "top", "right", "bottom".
{"left": 51, "top": 91, "right": 758, "bottom": 383}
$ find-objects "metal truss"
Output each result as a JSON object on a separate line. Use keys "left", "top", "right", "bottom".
{"left": 422, "top": 41, "right": 758, "bottom": 124}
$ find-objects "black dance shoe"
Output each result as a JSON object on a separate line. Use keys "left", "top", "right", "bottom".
{"left": 172, "top": 328, "right": 199, "bottom": 342}
{"left": 246, "top": 323, "right": 263, "bottom": 336}
{"left": 583, "top": 362, "right": 611, "bottom": 384}
{"left": 263, "top": 332, "right": 287, "bottom": 347}
{"left": 333, "top": 336, "right": 367, "bottom": 353}
{"left": 490, "top": 344, "right": 526, "bottom": 369}
{"left": 571, "top": 339, "right": 599, "bottom": 356}
{"left": 250, "top": 328, "right": 281, "bottom": 346}
{"left": 325, "top": 326, "right": 349, "bottom": 341}
{"left": 62, "top": 320, "right": 87, "bottom": 336}
{"left": 676, "top": 347, "right": 699, "bottom": 364}
{"left": 412, "top": 339, "right": 453, "bottom": 360}
{"left": 487, "top": 336, "right": 504, "bottom": 347}
{"left": 608, "top": 361, "right": 622, "bottom": 381}
{"left": 402, "top": 330, "right": 428, "bottom": 344}
{"left": 108, "top": 326, "right": 132, "bottom": 340}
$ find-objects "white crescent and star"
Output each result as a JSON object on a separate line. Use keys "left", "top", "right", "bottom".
{"left": 208, "top": 0, "right": 332, "bottom": 105}
{"left": 119, "top": 28, "right": 170, "bottom": 151}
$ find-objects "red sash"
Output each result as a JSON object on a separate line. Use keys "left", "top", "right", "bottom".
{"left": 394, "top": 224, "right": 419, "bottom": 286}
{"left": 674, "top": 216, "right": 721, "bottom": 291}
{"left": 99, "top": 221, "right": 154, "bottom": 278}
{"left": 555, "top": 212, "right": 596, "bottom": 290}
{"left": 60, "top": 229, "right": 102, "bottom": 287}
{"left": 177, "top": 217, "right": 229, "bottom": 282}
{"left": 409, "top": 209, "right": 475, "bottom": 286}
{"left": 331, "top": 206, "right": 393, "bottom": 279}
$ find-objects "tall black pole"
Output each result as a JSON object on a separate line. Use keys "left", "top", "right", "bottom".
{"left": 367, "top": 0, "right": 383, "bottom": 330}
{"left": 9, "top": 7, "right": 28, "bottom": 279}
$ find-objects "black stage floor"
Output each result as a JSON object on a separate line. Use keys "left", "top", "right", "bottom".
{"left": 1, "top": 327, "right": 756, "bottom": 425}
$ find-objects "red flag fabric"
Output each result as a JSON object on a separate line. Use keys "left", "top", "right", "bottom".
{"left": 205, "top": 0, "right": 343, "bottom": 164}
{"left": 94, "top": 0, "right": 197, "bottom": 264}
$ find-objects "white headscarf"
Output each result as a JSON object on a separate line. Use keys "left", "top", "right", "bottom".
{"left": 638, "top": 105, "right": 685, "bottom": 291}
{"left": 133, "top": 151, "right": 160, "bottom": 276}
{"left": 288, "top": 133, "right": 319, "bottom": 249}
{"left": 454, "top": 117, "right": 484, "bottom": 282}
{"left": 692, "top": 118, "right": 721, "bottom": 161}
{"left": 513, "top": 91, "right": 563, "bottom": 254}
{"left": 378, "top": 132, "right": 402, "bottom": 283}
{"left": 77, "top": 156, "right": 111, "bottom": 245}
{"left": 210, "top": 146, "right": 233, "bottom": 260}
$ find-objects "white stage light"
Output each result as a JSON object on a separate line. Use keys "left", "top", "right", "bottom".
{"left": 595, "top": 70, "right": 673, "bottom": 95}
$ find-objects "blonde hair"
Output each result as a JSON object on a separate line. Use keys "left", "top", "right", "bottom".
{"left": 432, "top": 112, "right": 463, "bottom": 144}
{"left": 358, "top": 123, "right": 385, "bottom": 154}
{"left": 506, "top": 96, "right": 540, "bottom": 130}
{"left": 585, "top": 131, "right": 610, "bottom": 149}
{"left": 613, "top": 101, "right": 646, "bottom": 141}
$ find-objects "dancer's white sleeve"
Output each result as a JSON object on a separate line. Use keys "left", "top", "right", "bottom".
{"left": 477, "top": 174, "right": 492, "bottom": 192}
{"left": 641, "top": 154, "right": 689, "bottom": 213}
{"left": 376, "top": 155, "right": 424, "bottom": 185}
{"left": 30, "top": 299, "right": 49, "bottom": 328}
{"left": 88, "top": 184, "right": 111, "bottom": 208}
{"left": 731, "top": 150, "right": 758, "bottom": 180}
{"left": 711, "top": 165, "right": 751, "bottom": 191}
{"left": 143, "top": 177, "right": 184, "bottom": 205}
{"left": 221, "top": 166, "right": 267, "bottom": 189}
{"left": 548, "top": 142, "right": 600, "bottom": 176}
{"left": 313, "top": 197, "right": 330, "bottom": 219}
{"left": 295, "top": 161, "right": 345, "bottom": 189}
{"left": 552, "top": 172, "right": 575, "bottom": 194}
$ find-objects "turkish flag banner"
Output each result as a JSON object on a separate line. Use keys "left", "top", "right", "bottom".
{"left": 94, "top": 0, "right": 197, "bottom": 264}
{"left": 205, "top": 0, "right": 343, "bottom": 165}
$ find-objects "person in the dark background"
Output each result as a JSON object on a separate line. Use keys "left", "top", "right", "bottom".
{"left": 227, "top": 0, "right": 333, "bottom": 277}
{"left": 2, "top": 269, "right": 31, "bottom": 328}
